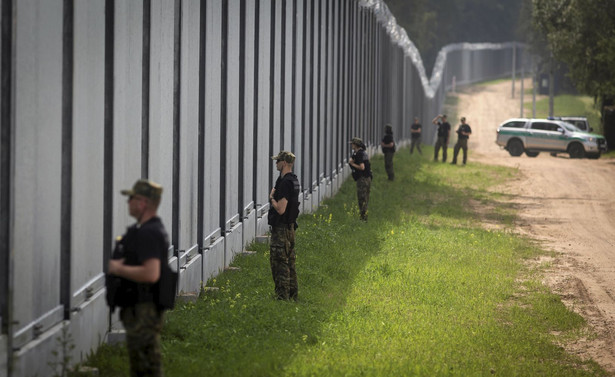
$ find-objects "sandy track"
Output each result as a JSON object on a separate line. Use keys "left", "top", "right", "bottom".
{"left": 457, "top": 81, "right": 615, "bottom": 374}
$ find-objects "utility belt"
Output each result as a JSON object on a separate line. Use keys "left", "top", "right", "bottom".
{"left": 107, "top": 277, "right": 155, "bottom": 309}
{"left": 271, "top": 223, "right": 295, "bottom": 229}
{"left": 271, "top": 222, "right": 297, "bottom": 230}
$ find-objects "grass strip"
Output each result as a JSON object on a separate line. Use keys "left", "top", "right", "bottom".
{"left": 86, "top": 147, "right": 605, "bottom": 377}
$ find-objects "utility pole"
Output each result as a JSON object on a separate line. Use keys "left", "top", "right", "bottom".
{"left": 511, "top": 43, "right": 516, "bottom": 98}
{"left": 519, "top": 49, "right": 525, "bottom": 118}
{"left": 549, "top": 55, "right": 554, "bottom": 117}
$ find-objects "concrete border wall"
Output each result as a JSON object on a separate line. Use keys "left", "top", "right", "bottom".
{"left": 0, "top": 0, "right": 529, "bottom": 375}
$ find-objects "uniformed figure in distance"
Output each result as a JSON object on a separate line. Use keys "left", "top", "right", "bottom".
{"left": 381, "top": 124, "right": 396, "bottom": 181}
{"left": 432, "top": 114, "right": 451, "bottom": 162}
{"left": 268, "top": 151, "right": 301, "bottom": 300}
{"left": 108, "top": 179, "right": 170, "bottom": 377}
{"left": 349, "top": 137, "right": 373, "bottom": 221}
{"left": 409, "top": 117, "right": 423, "bottom": 154}
{"left": 451, "top": 117, "right": 472, "bottom": 165}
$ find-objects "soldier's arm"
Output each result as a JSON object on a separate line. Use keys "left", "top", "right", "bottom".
{"left": 272, "top": 197, "right": 288, "bottom": 215}
{"left": 108, "top": 258, "right": 161, "bottom": 284}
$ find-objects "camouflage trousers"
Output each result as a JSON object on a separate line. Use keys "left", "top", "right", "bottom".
{"left": 384, "top": 152, "right": 395, "bottom": 180}
{"left": 356, "top": 176, "right": 371, "bottom": 220}
{"left": 270, "top": 225, "right": 298, "bottom": 300}
{"left": 120, "top": 302, "right": 164, "bottom": 377}
{"left": 434, "top": 136, "right": 448, "bottom": 162}
{"left": 452, "top": 138, "right": 469, "bottom": 164}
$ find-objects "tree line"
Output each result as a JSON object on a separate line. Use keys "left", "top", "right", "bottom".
{"left": 387, "top": 0, "right": 614, "bottom": 130}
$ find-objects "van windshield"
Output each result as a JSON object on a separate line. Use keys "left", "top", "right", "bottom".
{"left": 560, "top": 121, "right": 584, "bottom": 133}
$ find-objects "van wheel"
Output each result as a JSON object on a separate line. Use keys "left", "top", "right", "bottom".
{"left": 507, "top": 139, "right": 524, "bottom": 157}
{"left": 525, "top": 151, "right": 540, "bottom": 157}
{"left": 568, "top": 143, "right": 585, "bottom": 159}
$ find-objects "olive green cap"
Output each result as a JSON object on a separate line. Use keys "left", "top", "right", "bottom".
{"left": 271, "top": 151, "right": 296, "bottom": 163}
{"left": 350, "top": 137, "right": 364, "bottom": 146}
{"left": 120, "top": 179, "right": 163, "bottom": 200}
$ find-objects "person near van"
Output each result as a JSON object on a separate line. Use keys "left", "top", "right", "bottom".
{"left": 108, "top": 179, "right": 170, "bottom": 377}
{"left": 268, "top": 151, "right": 301, "bottom": 300}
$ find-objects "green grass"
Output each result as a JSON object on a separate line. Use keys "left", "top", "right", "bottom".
{"left": 524, "top": 94, "right": 602, "bottom": 134}
{"left": 84, "top": 149, "right": 605, "bottom": 377}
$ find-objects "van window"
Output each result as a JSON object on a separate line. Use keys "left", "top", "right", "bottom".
{"left": 503, "top": 121, "right": 526, "bottom": 128}
{"left": 531, "top": 122, "right": 560, "bottom": 131}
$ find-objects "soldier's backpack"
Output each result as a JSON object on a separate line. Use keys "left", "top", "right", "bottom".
{"left": 154, "top": 259, "right": 177, "bottom": 310}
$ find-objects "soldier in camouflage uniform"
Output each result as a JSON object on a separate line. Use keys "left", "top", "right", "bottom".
{"left": 349, "top": 137, "right": 373, "bottom": 221}
{"left": 108, "top": 179, "right": 170, "bottom": 377}
{"left": 268, "top": 151, "right": 301, "bottom": 300}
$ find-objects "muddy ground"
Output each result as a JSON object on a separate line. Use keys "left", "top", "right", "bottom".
{"left": 456, "top": 80, "right": 615, "bottom": 374}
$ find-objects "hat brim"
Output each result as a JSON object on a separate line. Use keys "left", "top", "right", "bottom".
{"left": 120, "top": 189, "right": 134, "bottom": 196}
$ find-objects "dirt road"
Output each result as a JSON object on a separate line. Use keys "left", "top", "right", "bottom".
{"left": 457, "top": 80, "right": 615, "bottom": 373}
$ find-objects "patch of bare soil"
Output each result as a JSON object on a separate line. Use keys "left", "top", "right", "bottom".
{"left": 458, "top": 80, "right": 615, "bottom": 374}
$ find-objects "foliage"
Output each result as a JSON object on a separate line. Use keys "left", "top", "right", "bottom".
{"left": 48, "top": 325, "right": 76, "bottom": 377}
{"left": 532, "top": 0, "right": 615, "bottom": 103}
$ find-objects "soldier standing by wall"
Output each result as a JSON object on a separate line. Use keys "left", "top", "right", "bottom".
{"left": 268, "top": 151, "right": 301, "bottom": 300}
{"left": 380, "top": 124, "right": 396, "bottom": 181}
{"left": 451, "top": 117, "right": 472, "bottom": 165}
{"left": 349, "top": 137, "right": 373, "bottom": 221}
{"left": 432, "top": 114, "right": 451, "bottom": 162}
{"left": 409, "top": 117, "right": 423, "bottom": 154}
{"left": 108, "top": 179, "right": 170, "bottom": 377}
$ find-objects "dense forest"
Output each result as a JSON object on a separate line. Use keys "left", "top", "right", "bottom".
{"left": 385, "top": 0, "right": 529, "bottom": 75}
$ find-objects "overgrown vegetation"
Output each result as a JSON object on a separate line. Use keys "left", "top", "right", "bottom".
{"left": 525, "top": 93, "right": 602, "bottom": 134}
{"left": 532, "top": 0, "right": 615, "bottom": 106}
{"left": 84, "top": 147, "right": 605, "bottom": 376}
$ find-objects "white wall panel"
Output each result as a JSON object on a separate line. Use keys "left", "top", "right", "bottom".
{"left": 242, "top": 2, "right": 256, "bottom": 215}
{"left": 317, "top": 0, "right": 326, "bottom": 180}
{"left": 204, "top": 0, "right": 222, "bottom": 237}
{"left": 292, "top": 0, "right": 305, "bottom": 192}
{"left": 255, "top": 0, "right": 272, "bottom": 211}
{"left": 282, "top": 0, "right": 293, "bottom": 150}
{"left": 113, "top": 1, "right": 143, "bottom": 238}
{"left": 179, "top": 0, "right": 201, "bottom": 251}
{"left": 71, "top": 0, "right": 106, "bottom": 307}
{"left": 271, "top": 0, "right": 281, "bottom": 156}
{"left": 309, "top": 0, "right": 319, "bottom": 192}
{"left": 149, "top": 0, "right": 175, "bottom": 231}
{"left": 226, "top": 0, "right": 240, "bottom": 222}
{"left": 12, "top": 0, "right": 63, "bottom": 348}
